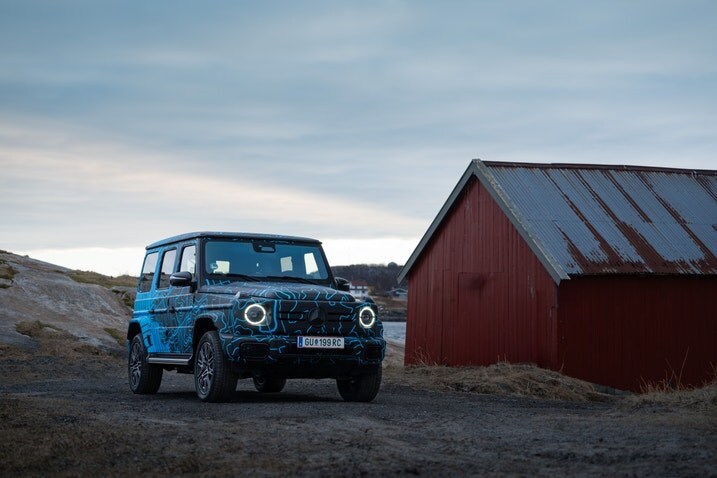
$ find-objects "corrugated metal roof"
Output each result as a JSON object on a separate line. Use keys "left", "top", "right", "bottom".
{"left": 398, "top": 160, "right": 717, "bottom": 283}
{"left": 484, "top": 161, "right": 717, "bottom": 276}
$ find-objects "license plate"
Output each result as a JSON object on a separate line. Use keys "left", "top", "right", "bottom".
{"left": 297, "top": 336, "right": 344, "bottom": 349}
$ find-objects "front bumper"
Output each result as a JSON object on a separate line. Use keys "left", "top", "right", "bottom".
{"left": 220, "top": 333, "right": 386, "bottom": 379}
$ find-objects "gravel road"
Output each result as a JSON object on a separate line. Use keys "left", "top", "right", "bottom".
{"left": 1, "top": 347, "right": 716, "bottom": 477}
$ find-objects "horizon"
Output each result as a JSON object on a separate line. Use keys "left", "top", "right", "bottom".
{"left": 9, "top": 238, "right": 412, "bottom": 277}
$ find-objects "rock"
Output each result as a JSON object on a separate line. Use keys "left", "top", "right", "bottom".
{"left": 0, "top": 252, "right": 132, "bottom": 351}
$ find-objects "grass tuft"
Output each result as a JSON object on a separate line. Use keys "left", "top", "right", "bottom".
{"left": 0, "top": 260, "right": 16, "bottom": 286}
{"left": 16, "top": 320, "right": 61, "bottom": 337}
{"left": 104, "top": 327, "right": 126, "bottom": 347}
{"left": 384, "top": 359, "right": 612, "bottom": 402}
{"left": 15, "top": 320, "right": 113, "bottom": 357}
{"left": 68, "top": 270, "right": 137, "bottom": 289}
{"left": 630, "top": 366, "right": 717, "bottom": 410}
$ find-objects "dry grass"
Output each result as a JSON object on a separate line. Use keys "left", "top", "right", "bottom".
{"left": 68, "top": 271, "right": 137, "bottom": 309}
{"left": 104, "top": 327, "right": 126, "bottom": 347}
{"left": 0, "top": 343, "right": 30, "bottom": 359}
{"left": 68, "top": 270, "right": 137, "bottom": 289}
{"left": 628, "top": 374, "right": 717, "bottom": 410}
{"left": 0, "top": 259, "right": 16, "bottom": 287}
{"left": 384, "top": 357, "right": 610, "bottom": 402}
{"left": 384, "top": 342, "right": 717, "bottom": 408}
{"left": 15, "top": 320, "right": 109, "bottom": 357}
{"left": 382, "top": 341, "right": 608, "bottom": 401}
{"left": 15, "top": 320, "right": 62, "bottom": 336}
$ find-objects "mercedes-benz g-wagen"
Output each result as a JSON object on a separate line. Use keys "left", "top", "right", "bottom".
{"left": 127, "top": 232, "right": 385, "bottom": 402}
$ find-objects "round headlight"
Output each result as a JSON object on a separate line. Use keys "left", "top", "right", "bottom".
{"left": 358, "top": 306, "right": 376, "bottom": 328}
{"left": 244, "top": 303, "right": 267, "bottom": 326}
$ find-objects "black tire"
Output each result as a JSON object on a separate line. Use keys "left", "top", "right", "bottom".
{"left": 128, "top": 334, "right": 163, "bottom": 394}
{"left": 253, "top": 376, "right": 287, "bottom": 393}
{"left": 194, "top": 330, "right": 237, "bottom": 403}
{"left": 336, "top": 367, "right": 382, "bottom": 402}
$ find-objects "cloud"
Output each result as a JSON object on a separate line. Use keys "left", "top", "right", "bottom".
{"left": 1, "top": 0, "right": 716, "bottom": 266}
{"left": 0, "top": 124, "right": 426, "bottom": 251}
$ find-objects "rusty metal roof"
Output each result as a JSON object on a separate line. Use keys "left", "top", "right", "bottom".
{"left": 399, "top": 160, "right": 717, "bottom": 283}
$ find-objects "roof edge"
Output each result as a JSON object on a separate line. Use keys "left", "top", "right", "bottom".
{"left": 397, "top": 161, "right": 480, "bottom": 283}
{"left": 473, "top": 161, "right": 569, "bottom": 284}
{"left": 398, "top": 159, "right": 570, "bottom": 285}
{"left": 481, "top": 160, "right": 717, "bottom": 175}
{"left": 146, "top": 231, "right": 321, "bottom": 250}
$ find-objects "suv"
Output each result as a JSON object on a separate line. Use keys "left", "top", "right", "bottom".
{"left": 127, "top": 232, "right": 385, "bottom": 403}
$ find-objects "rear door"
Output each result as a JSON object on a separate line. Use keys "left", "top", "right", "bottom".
{"left": 169, "top": 242, "right": 197, "bottom": 354}
{"left": 152, "top": 247, "right": 177, "bottom": 353}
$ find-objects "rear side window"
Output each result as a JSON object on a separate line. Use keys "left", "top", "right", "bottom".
{"left": 179, "top": 245, "right": 196, "bottom": 275}
{"left": 158, "top": 249, "right": 177, "bottom": 289}
{"left": 139, "top": 252, "right": 159, "bottom": 293}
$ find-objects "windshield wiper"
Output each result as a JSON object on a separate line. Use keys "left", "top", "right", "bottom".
{"left": 262, "top": 275, "right": 320, "bottom": 285}
{"left": 223, "top": 273, "right": 260, "bottom": 282}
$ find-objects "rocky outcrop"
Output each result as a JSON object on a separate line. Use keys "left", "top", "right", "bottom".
{"left": 0, "top": 251, "right": 134, "bottom": 351}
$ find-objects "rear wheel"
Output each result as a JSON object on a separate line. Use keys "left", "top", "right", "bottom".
{"left": 253, "top": 376, "right": 287, "bottom": 393}
{"left": 128, "top": 335, "right": 163, "bottom": 394}
{"left": 194, "top": 330, "right": 237, "bottom": 402}
{"left": 337, "top": 367, "right": 382, "bottom": 402}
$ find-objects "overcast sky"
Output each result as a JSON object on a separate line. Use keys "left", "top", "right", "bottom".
{"left": 1, "top": 1, "right": 716, "bottom": 275}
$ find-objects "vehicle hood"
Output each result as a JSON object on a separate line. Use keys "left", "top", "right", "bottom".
{"left": 199, "top": 282, "right": 356, "bottom": 302}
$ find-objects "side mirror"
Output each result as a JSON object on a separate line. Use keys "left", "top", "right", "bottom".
{"left": 334, "top": 277, "right": 351, "bottom": 292}
{"left": 169, "top": 271, "right": 194, "bottom": 288}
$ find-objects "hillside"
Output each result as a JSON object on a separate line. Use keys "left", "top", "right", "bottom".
{"left": 0, "top": 250, "right": 134, "bottom": 351}
{"left": 0, "top": 252, "right": 410, "bottom": 351}
{"left": 332, "top": 262, "right": 406, "bottom": 292}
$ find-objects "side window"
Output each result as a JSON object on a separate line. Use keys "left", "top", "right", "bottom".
{"left": 157, "top": 249, "right": 177, "bottom": 289}
{"left": 180, "top": 245, "right": 196, "bottom": 275}
{"left": 139, "top": 252, "right": 159, "bottom": 293}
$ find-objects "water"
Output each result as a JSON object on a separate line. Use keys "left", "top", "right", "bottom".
{"left": 382, "top": 321, "right": 406, "bottom": 343}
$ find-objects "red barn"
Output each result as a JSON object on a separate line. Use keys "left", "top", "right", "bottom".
{"left": 398, "top": 160, "right": 717, "bottom": 391}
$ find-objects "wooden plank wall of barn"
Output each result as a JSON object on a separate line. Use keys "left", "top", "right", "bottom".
{"left": 405, "top": 177, "right": 559, "bottom": 369}
{"left": 558, "top": 276, "right": 717, "bottom": 391}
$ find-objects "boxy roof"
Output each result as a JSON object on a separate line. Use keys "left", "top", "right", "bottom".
{"left": 146, "top": 231, "right": 321, "bottom": 250}
{"left": 399, "top": 160, "right": 717, "bottom": 284}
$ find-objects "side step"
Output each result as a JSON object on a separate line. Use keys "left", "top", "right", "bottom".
{"left": 147, "top": 354, "right": 192, "bottom": 366}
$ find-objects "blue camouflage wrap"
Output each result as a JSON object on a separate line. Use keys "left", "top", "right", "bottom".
{"left": 131, "top": 279, "right": 385, "bottom": 374}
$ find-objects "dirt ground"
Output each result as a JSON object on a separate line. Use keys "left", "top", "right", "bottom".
{"left": 1, "top": 333, "right": 716, "bottom": 477}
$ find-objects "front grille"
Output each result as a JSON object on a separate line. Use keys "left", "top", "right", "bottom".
{"left": 274, "top": 301, "right": 356, "bottom": 335}
{"left": 276, "top": 310, "right": 353, "bottom": 322}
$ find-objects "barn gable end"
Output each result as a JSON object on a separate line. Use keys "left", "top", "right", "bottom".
{"left": 405, "top": 175, "right": 559, "bottom": 369}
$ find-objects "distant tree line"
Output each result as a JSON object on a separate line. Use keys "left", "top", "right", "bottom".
{"left": 332, "top": 262, "right": 407, "bottom": 293}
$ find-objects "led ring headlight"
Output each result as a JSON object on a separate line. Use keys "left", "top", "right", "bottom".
{"left": 244, "top": 303, "right": 268, "bottom": 326}
{"left": 358, "top": 306, "right": 376, "bottom": 328}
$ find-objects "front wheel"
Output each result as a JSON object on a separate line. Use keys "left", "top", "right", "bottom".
{"left": 194, "top": 330, "right": 237, "bottom": 402}
{"left": 128, "top": 334, "right": 163, "bottom": 394}
{"left": 253, "top": 376, "right": 287, "bottom": 393}
{"left": 336, "top": 367, "right": 382, "bottom": 402}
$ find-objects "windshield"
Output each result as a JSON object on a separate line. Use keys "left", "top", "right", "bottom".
{"left": 204, "top": 239, "right": 331, "bottom": 283}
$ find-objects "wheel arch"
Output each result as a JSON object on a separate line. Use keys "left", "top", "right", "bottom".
{"left": 127, "top": 322, "right": 142, "bottom": 341}
{"left": 193, "top": 316, "right": 217, "bottom": 352}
